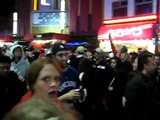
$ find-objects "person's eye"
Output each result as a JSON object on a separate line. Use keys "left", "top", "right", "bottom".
{"left": 64, "top": 53, "right": 69, "bottom": 56}
{"left": 57, "top": 54, "right": 63, "bottom": 57}
{"left": 42, "top": 77, "right": 50, "bottom": 82}
{"left": 54, "top": 76, "right": 60, "bottom": 82}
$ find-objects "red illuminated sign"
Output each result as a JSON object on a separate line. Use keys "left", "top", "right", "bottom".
{"left": 98, "top": 22, "right": 155, "bottom": 41}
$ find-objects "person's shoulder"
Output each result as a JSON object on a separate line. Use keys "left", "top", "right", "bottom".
{"left": 19, "top": 58, "right": 30, "bottom": 66}
{"left": 127, "top": 73, "right": 144, "bottom": 86}
{"left": 20, "top": 91, "right": 33, "bottom": 104}
{"left": 8, "top": 71, "right": 24, "bottom": 85}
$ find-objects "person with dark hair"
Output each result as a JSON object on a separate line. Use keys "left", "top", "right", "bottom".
{"left": 103, "top": 56, "right": 128, "bottom": 120}
{"left": 109, "top": 56, "right": 122, "bottom": 70}
{"left": 127, "top": 54, "right": 140, "bottom": 82}
{"left": 123, "top": 52, "right": 156, "bottom": 120}
{"left": 0, "top": 55, "right": 27, "bottom": 119}
{"left": 51, "top": 43, "right": 86, "bottom": 116}
{"left": 81, "top": 47, "right": 113, "bottom": 120}
{"left": 129, "top": 52, "right": 138, "bottom": 64}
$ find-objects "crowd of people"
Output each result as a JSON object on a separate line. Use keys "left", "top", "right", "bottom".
{"left": 0, "top": 42, "right": 160, "bottom": 120}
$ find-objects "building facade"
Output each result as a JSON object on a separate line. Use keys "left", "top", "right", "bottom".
{"left": 16, "top": 0, "right": 31, "bottom": 36}
{"left": 98, "top": 0, "right": 160, "bottom": 53}
{"left": 15, "top": 0, "right": 103, "bottom": 36}
{"left": 70, "top": 0, "right": 103, "bottom": 34}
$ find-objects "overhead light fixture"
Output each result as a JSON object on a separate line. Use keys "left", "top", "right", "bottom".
{"left": 103, "top": 14, "right": 157, "bottom": 24}
{"left": 13, "top": 12, "right": 18, "bottom": 36}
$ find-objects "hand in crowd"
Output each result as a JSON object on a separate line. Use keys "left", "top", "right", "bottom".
{"left": 59, "top": 89, "right": 81, "bottom": 101}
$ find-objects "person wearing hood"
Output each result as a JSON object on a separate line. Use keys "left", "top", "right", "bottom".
{"left": 10, "top": 44, "right": 30, "bottom": 81}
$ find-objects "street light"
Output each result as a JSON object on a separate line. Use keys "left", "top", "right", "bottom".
{"left": 13, "top": 12, "right": 18, "bottom": 37}
{"left": 60, "top": 0, "right": 65, "bottom": 33}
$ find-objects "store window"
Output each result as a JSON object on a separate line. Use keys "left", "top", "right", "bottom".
{"left": 135, "top": 0, "right": 152, "bottom": 15}
{"left": 112, "top": 0, "right": 128, "bottom": 18}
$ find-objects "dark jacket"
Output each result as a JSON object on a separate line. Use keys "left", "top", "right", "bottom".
{"left": 105, "top": 68, "right": 128, "bottom": 120}
{"left": 0, "top": 71, "right": 27, "bottom": 119}
{"left": 123, "top": 73, "right": 154, "bottom": 120}
{"left": 92, "top": 59, "right": 113, "bottom": 99}
{"left": 69, "top": 54, "right": 84, "bottom": 71}
{"left": 58, "top": 66, "right": 81, "bottom": 97}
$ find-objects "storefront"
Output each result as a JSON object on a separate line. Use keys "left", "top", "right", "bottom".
{"left": 98, "top": 14, "right": 158, "bottom": 53}
{"left": 29, "top": 33, "right": 70, "bottom": 50}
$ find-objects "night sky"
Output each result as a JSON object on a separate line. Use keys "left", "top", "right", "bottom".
{"left": 0, "top": 0, "right": 15, "bottom": 17}
{"left": 0, "top": 0, "right": 16, "bottom": 32}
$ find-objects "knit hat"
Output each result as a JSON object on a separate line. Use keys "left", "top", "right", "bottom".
{"left": 51, "top": 43, "right": 69, "bottom": 55}
{"left": 76, "top": 46, "right": 86, "bottom": 53}
{"left": 95, "top": 48, "right": 104, "bottom": 53}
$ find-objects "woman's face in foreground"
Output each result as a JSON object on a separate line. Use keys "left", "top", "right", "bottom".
{"left": 33, "top": 64, "right": 60, "bottom": 101}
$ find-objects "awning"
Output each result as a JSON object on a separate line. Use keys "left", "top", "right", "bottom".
{"left": 98, "top": 21, "right": 155, "bottom": 41}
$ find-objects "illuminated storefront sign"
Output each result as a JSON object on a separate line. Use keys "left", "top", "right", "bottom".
{"left": 98, "top": 16, "right": 157, "bottom": 53}
{"left": 32, "top": 11, "right": 67, "bottom": 26}
{"left": 98, "top": 22, "right": 155, "bottom": 40}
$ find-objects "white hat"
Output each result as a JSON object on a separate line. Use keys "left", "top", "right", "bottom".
{"left": 95, "top": 48, "right": 104, "bottom": 53}
{"left": 76, "top": 46, "right": 86, "bottom": 53}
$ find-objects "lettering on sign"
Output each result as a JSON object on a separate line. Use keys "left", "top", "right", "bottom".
{"left": 98, "top": 24, "right": 153, "bottom": 39}
{"left": 41, "top": 0, "right": 50, "bottom": 6}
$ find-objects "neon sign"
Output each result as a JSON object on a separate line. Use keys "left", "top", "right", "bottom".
{"left": 98, "top": 23, "right": 153, "bottom": 40}
{"left": 108, "top": 26, "right": 142, "bottom": 38}
{"left": 103, "top": 15, "right": 157, "bottom": 24}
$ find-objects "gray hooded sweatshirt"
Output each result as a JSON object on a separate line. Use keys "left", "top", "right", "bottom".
{"left": 9, "top": 44, "right": 30, "bottom": 80}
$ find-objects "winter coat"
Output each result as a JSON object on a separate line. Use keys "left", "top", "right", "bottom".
{"left": 9, "top": 44, "right": 30, "bottom": 80}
